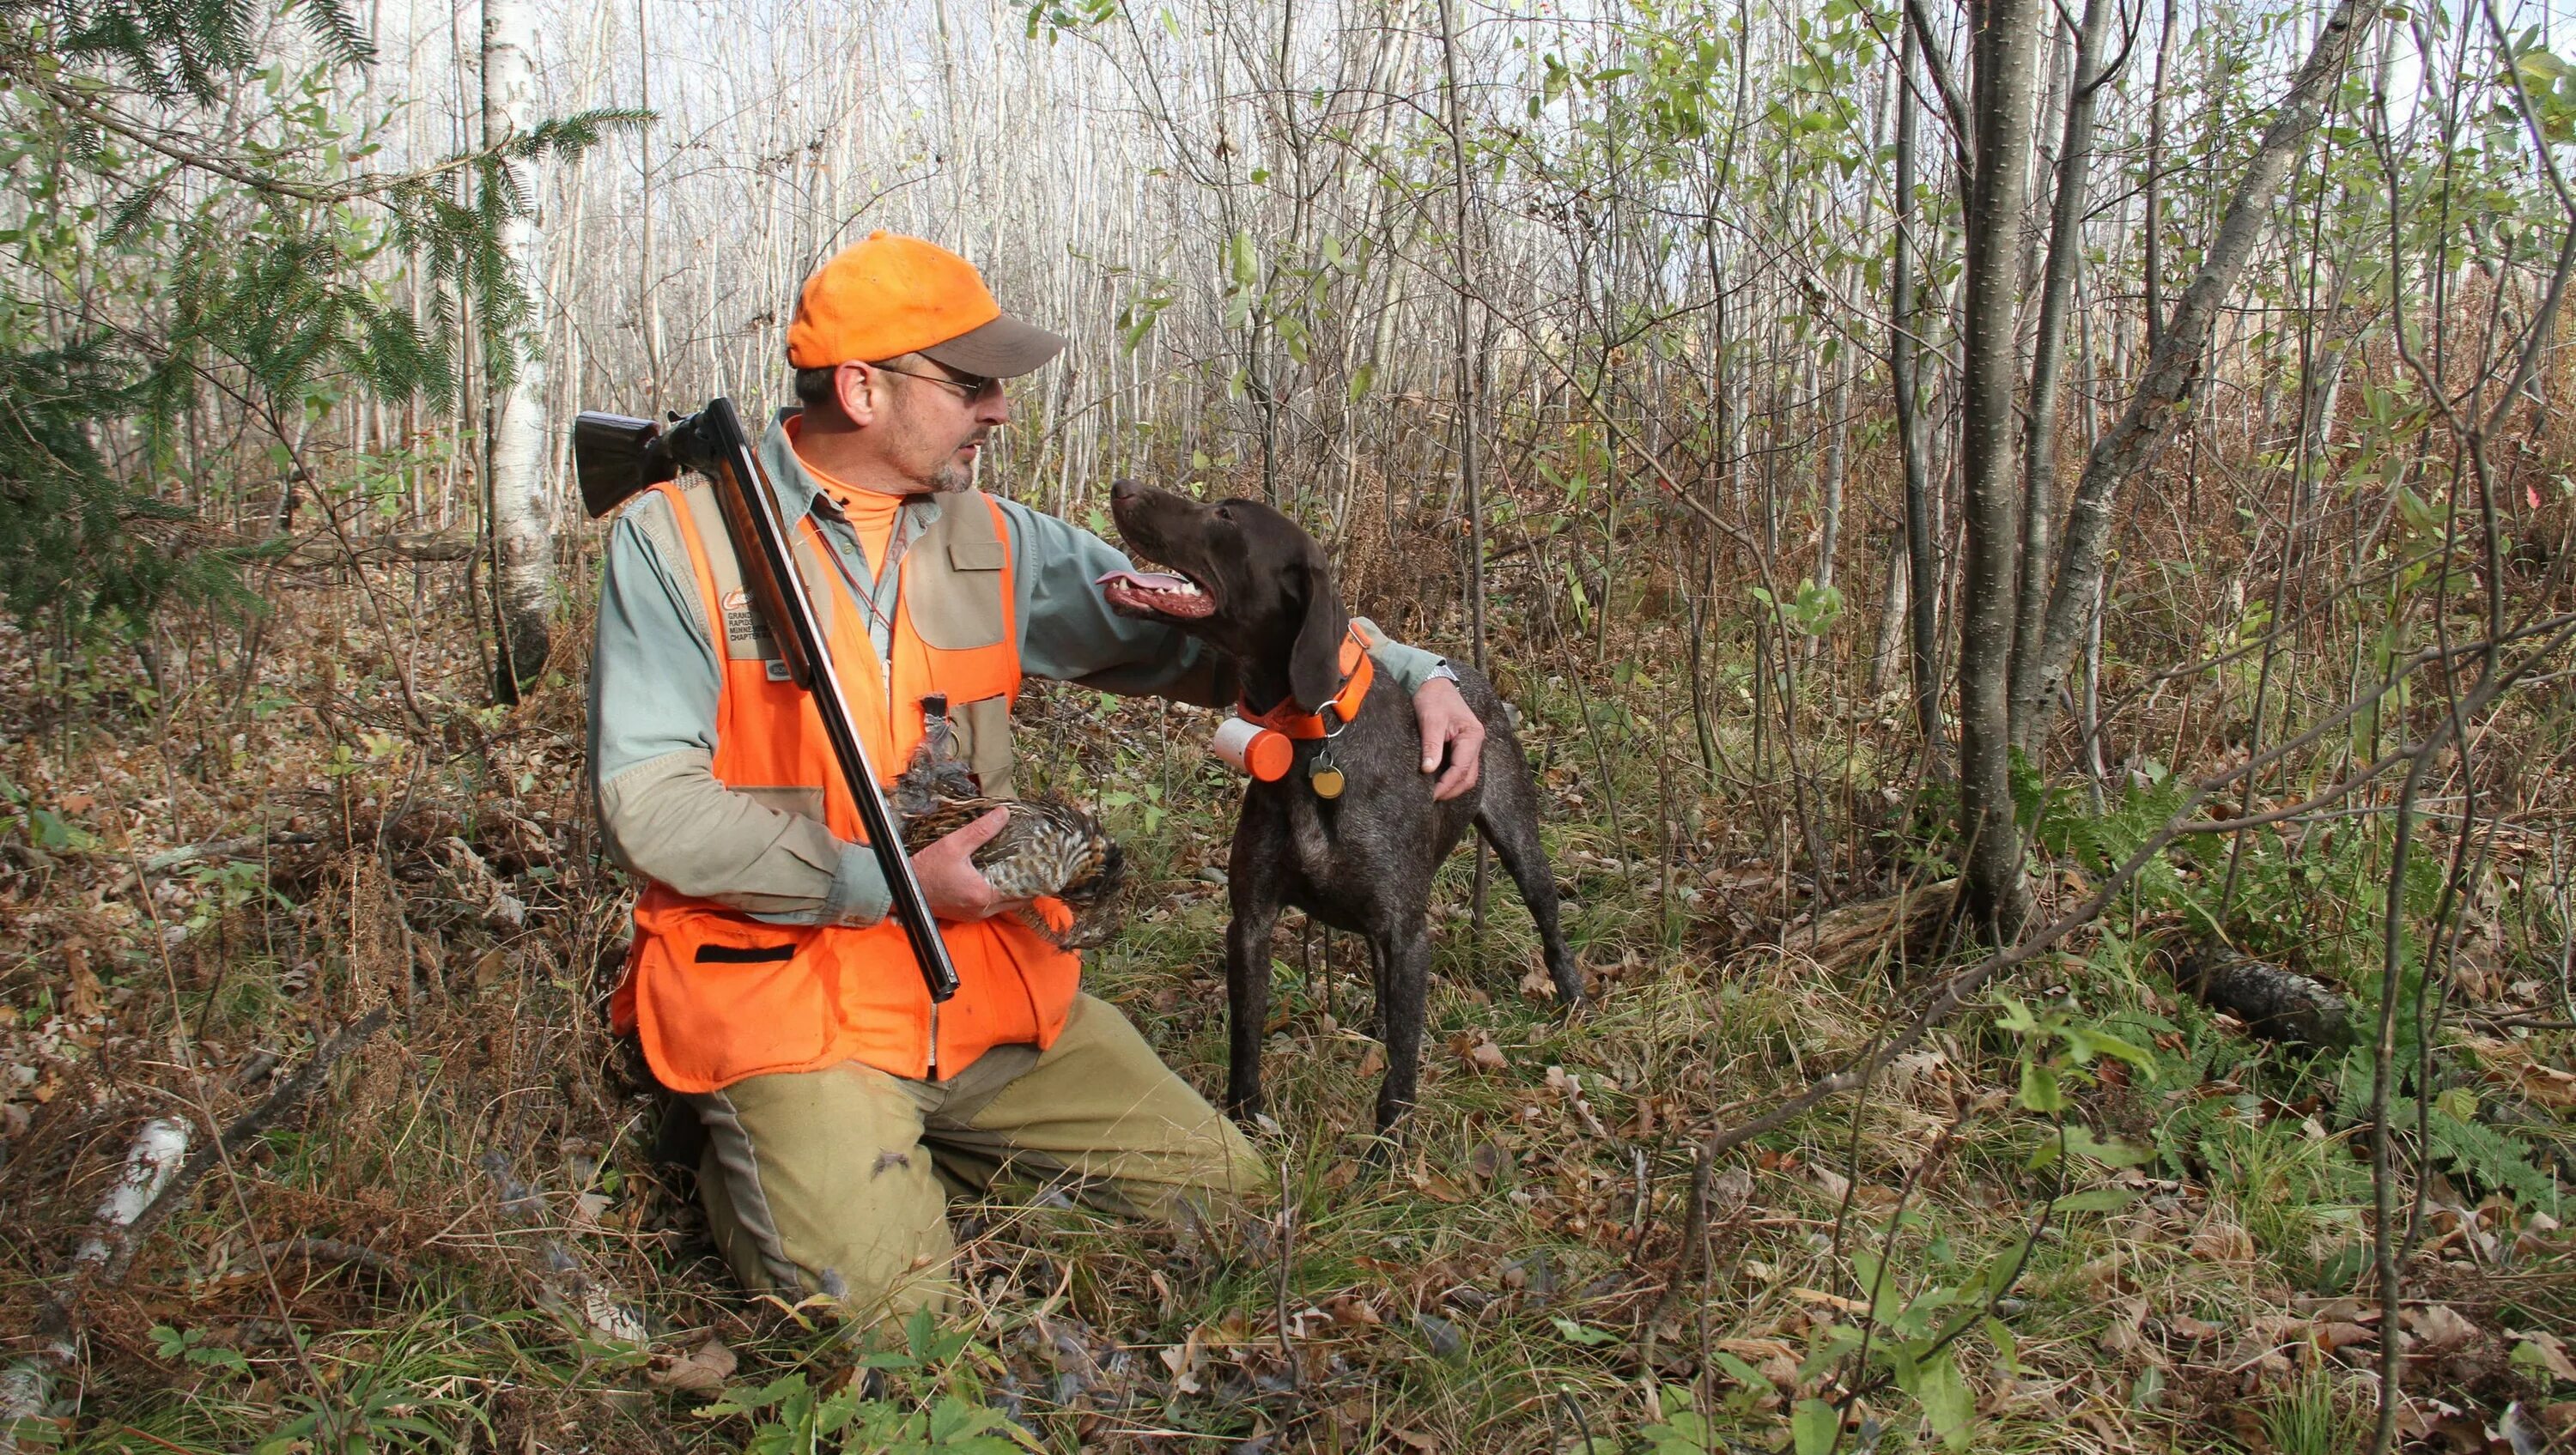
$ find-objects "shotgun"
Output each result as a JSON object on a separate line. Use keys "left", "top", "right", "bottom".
{"left": 571, "top": 399, "right": 961, "bottom": 1003}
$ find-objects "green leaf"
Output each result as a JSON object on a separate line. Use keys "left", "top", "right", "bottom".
{"left": 2064, "top": 1027, "right": 2156, "bottom": 1070}
{"left": 1791, "top": 1398, "right": 1841, "bottom": 1455}
{"left": 1550, "top": 1315, "right": 1619, "bottom": 1347}
{"left": 1914, "top": 1348, "right": 1975, "bottom": 1451}
{"left": 2017, "top": 1060, "right": 2064, "bottom": 1113}
{"left": 2050, "top": 1187, "right": 2136, "bottom": 1215}
{"left": 2062, "top": 1125, "right": 2152, "bottom": 1168}
{"left": 1984, "top": 1316, "right": 2020, "bottom": 1376}
{"left": 1710, "top": 1349, "right": 1771, "bottom": 1390}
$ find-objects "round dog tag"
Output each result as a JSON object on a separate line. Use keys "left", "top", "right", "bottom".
{"left": 1309, "top": 762, "right": 1346, "bottom": 798}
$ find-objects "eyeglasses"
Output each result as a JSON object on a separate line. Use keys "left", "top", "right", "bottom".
{"left": 866, "top": 361, "right": 1000, "bottom": 402}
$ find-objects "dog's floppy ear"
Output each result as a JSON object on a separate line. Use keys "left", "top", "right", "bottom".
{"left": 1287, "top": 557, "right": 1348, "bottom": 712}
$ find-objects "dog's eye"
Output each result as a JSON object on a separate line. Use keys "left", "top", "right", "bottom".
{"left": 1213, "top": 506, "right": 1234, "bottom": 521}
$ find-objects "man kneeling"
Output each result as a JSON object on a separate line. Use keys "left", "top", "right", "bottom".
{"left": 586, "top": 232, "right": 1488, "bottom": 1315}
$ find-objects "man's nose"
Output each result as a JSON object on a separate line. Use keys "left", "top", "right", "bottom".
{"left": 975, "top": 386, "right": 1010, "bottom": 427}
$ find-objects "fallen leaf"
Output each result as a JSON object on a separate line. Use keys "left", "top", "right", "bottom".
{"left": 2318, "top": 1322, "right": 2377, "bottom": 1352}
{"left": 1709, "top": 1165, "right": 1754, "bottom": 1216}
{"left": 2167, "top": 1314, "right": 2222, "bottom": 1343}
{"left": 2098, "top": 1297, "right": 2149, "bottom": 1356}
{"left": 65, "top": 945, "right": 102, "bottom": 1021}
{"left": 647, "top": 1338, "right": 738, "bottom": 1395}
{"left": 2403, "top": 1303, "right": 2478, "bottom": 1355}
{"left": 1409, "top": 1169, "right": 1467, "bottom": 1204}
{"left": 1787, "top": 1287, "right": 1868, "bottom": 1314}
{"left": 1449, "top": 1031, "right": 1507, "bottom": 1073}
{"left": 1158, "top": 1327, "right": 1205, "bottom": 1394}
{"left": 2189, "top": 1221, "right": 2255, "bottom": 1263}
{"left": 1324, "top": 1294, "right": 1381, "bottom": 1328}
{"left": 2512, "top": 1328, "right": 2576, "bottom": 1384}
{"left": 1356, "top": 1044, "right": 1387, "bottom": 1079}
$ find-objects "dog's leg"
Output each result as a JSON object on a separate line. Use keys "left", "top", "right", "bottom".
{"left": 1474, "top": 769, "right": 1584, "bottom": 1009}
{"left": 1223, "top": 888, "right": 1283, "bottom": 1123}
{"left": 1373, "top": 925, "right": 1431, "bottom": 1135}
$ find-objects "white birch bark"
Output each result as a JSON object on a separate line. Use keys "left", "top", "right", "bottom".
{"left": 483, "top": 0, "right": 554, "bottom": 696}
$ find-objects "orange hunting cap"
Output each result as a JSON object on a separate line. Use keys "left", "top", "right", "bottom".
{"left": 786, "top": 231, "right": 1066, "bottom": 378}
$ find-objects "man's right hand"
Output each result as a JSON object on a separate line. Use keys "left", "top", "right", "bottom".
{"left": 908, "top": 807, "right": 1018, "bottom": 922}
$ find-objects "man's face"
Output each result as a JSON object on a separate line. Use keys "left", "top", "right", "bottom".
{"left": 841, "top": 355, "right": 1009, "bottom": 494}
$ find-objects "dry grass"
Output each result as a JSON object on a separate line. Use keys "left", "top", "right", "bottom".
{"left": 2, "top": 535, "right": 2571, "bottom": 1454}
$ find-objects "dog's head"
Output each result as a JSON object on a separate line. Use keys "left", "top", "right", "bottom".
{"left": 1098, "top": 478, "right": 1349, "bottom": 712}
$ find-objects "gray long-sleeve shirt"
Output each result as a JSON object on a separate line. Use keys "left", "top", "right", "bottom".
{"left": 588, "top": 413, "right": 1442, "bottom": 926}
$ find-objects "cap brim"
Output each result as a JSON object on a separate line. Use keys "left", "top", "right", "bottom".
{"left": 920, "top": 313, "right": 1067, "bottom": 378}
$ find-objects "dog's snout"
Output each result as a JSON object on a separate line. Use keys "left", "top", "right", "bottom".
{"left": 1110, "top": 477, "right": 1142, "bottom": 503}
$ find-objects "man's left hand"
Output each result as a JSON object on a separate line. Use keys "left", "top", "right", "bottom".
{"left": 1414, "top": 677, "right": 1484, "bottom": 801}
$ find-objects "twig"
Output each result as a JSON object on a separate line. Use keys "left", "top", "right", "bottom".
{"left": 252, "top": 1239, "right": 417, "bottom": 1282}
{"left": 100, "top": 1007, "right": 392, "bottom": 1286}
{"left": 1273, "top": 1155, "right": 1299, "bottom": 1386}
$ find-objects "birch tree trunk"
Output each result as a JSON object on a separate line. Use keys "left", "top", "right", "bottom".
{"left": 2022, "top": 0, "right": 2370, "bottom": 746}
{"left": 483, "top": 0, "right": 554, "bottom": 699}
{"left": 1953, "top": 0, "right": 2046, "bottom": 937}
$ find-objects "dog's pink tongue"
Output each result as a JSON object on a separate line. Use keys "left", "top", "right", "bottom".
{"left": 1096, "top": 568, "right": 1193, "bottom": 592}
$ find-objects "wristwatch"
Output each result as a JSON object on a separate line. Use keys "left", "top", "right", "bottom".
{"left": 1426, "top": 660, "right": 1461, "bottom": 685}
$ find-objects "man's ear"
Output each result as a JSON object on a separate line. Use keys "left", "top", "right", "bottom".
{"left": 1287, "top": 558, "right": 1347, "bottom": 712}
{"left": 833, "top": 361, "right": 880, "bottom": 426}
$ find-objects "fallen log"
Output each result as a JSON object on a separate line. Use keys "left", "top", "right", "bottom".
{"left": 0, "top": 1118, "right": 191, "bottom": 1454}
{"left": 2174, "top": 943, "right": 2356, "bottom": 1052}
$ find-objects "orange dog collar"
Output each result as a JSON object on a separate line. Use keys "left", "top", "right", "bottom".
{"left": 1236, "top": 626, "right": 1373, "bottom": 743}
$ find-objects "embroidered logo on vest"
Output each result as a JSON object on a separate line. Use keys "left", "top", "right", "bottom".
{"left": 719, "top": 587, "right": 775, "bottom": 658}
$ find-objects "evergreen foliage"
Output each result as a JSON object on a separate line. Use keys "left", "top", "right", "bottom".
{"left": 0, "top": 0, "right": 640, "bottom": 635}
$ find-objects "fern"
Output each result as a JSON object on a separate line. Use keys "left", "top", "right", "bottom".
{"left": 2333, "top": 1055, "right": 2561, "bottom": 1211}
{"left": 2422, "top": 1104, "right": 2562, "bottom": 1211}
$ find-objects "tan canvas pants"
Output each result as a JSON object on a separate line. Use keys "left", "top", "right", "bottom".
{"left": 686, "top": 993, "right": 1265, "bottom": 1321}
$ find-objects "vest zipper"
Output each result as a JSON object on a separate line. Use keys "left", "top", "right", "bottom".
{"left": 927, "top": 997, "right": 939, "bottom": 1079}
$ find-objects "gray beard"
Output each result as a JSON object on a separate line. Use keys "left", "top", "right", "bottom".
{"left": 931, "top": 448, "right": 979, "bottom": 494}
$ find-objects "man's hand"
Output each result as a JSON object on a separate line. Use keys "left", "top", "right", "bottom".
{"left": 909, "top": 808, "right": 1024, "bottom": 921}
{"left": 1413, "top": 676, "right": 1484, "bottom": 801}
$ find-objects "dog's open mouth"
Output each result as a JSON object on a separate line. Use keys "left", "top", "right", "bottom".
{"left": 1096, "top": 566, "right": 1216, "bottom": 621}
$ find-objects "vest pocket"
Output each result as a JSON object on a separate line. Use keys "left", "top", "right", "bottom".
{"left": 952, "top": 694, "right": 1016, "bottom": 800}
{"left": 641, "top": 914, "right": 833, "bottom": 1088}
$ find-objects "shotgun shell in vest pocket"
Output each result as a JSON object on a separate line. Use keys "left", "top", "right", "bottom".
{"left": 1212, "top": 717, "right": 1293, "bottom": 782}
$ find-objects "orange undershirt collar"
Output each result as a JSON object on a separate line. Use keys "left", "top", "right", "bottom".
{"left": 787, "top": 416, "right": 907, "bottom": 569}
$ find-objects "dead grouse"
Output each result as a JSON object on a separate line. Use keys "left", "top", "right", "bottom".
{"left": 891, "top": 694, "right": 1125, "bottom": 949}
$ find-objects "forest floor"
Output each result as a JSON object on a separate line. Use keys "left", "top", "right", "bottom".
{"left": 2, "top": 547, "right": 2573, "bottom": 1454}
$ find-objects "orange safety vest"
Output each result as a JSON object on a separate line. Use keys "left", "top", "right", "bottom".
{"left": 607, "top": 475, "right": 1082, "bottom": 1093}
